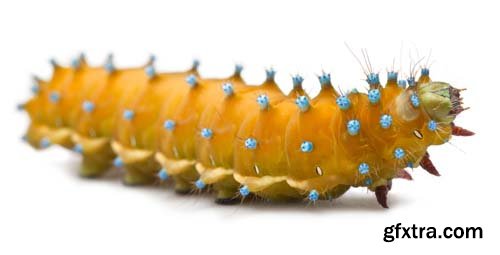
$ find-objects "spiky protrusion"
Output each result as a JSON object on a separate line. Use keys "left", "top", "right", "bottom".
{"left": 191, "top": 59, "right": 200, "bottom": 72}
{"left": 396, "top": 169, "right": 413, "bottom": 180}
{"left": 292, "top": 75, "right": 304, "bottom": 88}
{"left": 234, "top": 64, "right": 243, "bottom": 77}
{"left": 71, "top": 54, "right": 82, "bottom": 69}
{"left": 451, "top": 123, "right": 475, "bottom": 136}
{"left": 387, "top": 71, "right": 398, "bottom": 81}
{"left": 375, "top": 185, "right": 389, "bottom": 208}
{"left": 366, "top": 73, "right": 380, "bottom": 88}
{"left": 104, "top": 54, "right": 115, "bottom": 73}
{"left": 265, "top": 68, "right": 276, "bottom": 82}
{"left": 318, "top": 72, "right": 332, "bottom": 87}
{"left": 420, "top": 152, "right": 440, "bottom": 176}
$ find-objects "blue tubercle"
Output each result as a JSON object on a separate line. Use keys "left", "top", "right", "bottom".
{"left": 379, "top": 114, "right": 392, "bottom": 129}
{"left": 123, "top": 109, "right": 135, "bottom": 120}
{"left": 31, "top": 83, "right": 40, "bottom": 95}
{"left": 222, "top": 82, "right": 234, "bottom": 97}
{"left": 73, "top": 144, "right": 83, "bottom": 154}
{"left": 318, "top": 72, "right": 331, "bottom": 86}
{"left": 308, "top": 190, "right": 319, "bottom": 202}
{"left": 157, "top": 169, "right": 169, "bottom": 181}
{"left": 368, "top": 89, "right": 381, "bottom": 104}
{"left": 366, "top": 73, "right": 380, "bottom": 85}
{"left": 195, "top": 179, "right": 206, "bottom": 189}
{"left": 407, "top": 77, "right": 416, "bottom": 87}
{"left": 239, "top": 185, "right": 250, "bottom": 197}
{"left": 394, "top": 148, "right": 405, "bottom": 159}
{"left": 347, "top": 119, "right": 361, "bottom": 136}
{"left": 245, "top": 138, "right": 258, "bottom": 150}
{"left": 387, "top": 71, "right": 398, "bottom": 81}
{"left": 300, "top": 141, "right": 314, "bottom": 153}
{"left": 49, "top": 58, "right": 57, "bottom": 67}
{"left": 295, "top": 96, "right": 310, "bottom": 112}
{"left": 257, "top": 94, "right": 269, "bottom": 110}
{"left": 428, "top": 120, "right": 437, "bottom": 131}
{"left": 82, "top": 100, "right": 95, "bottom": 113}
{"left": 145, "top": 65, "right": 156, "bottom": 78}
{"left": 71, "top": 57, "right": 80, "bottom": 69}
{"left": 336, "top": 96, "right": 351, "bottom": 110}
{"left": 265, "top": 68, "right": 276, "bottom": 81}
{"left": 201, "top": 128, "right": 213, "bottom": 139}
{"left": 292, "top": 75, "right": 304, "bottom": 87}
{"left": 358, "top": 163, "right": 369, "bottom": 175}
{"left": 163, "top": 120, "right": 176, "bottom": 131}
{"left": 186, "top": 74, "right": 197, "bottom": 87}
{"left": 149, "top": 54, "right": 156, "bottom": 64}
{"left": 407, "top": 162, "right": 414, "bottom": 168}
{"left": 192, "top": 59, "right": 200, "bottom": 70}
{"left": 397, "top": 80, "right": 407, "bottom": 88}
{"left": 113, "top": 157, "right": 123, "bottom": 168}
{"left": 39, "top": 138, "right": 51, "bottom": 149}
{"left": 410, "top": 93, "right": 420, "bottom": 107}
{"left": 421, "top": 68, "right": 430, "bottom": 76}
{"left": 234, "top": 64, "right": 243, "bottom": 75}
{"left": 17, "top": 103, "right": 25, "bottom": 111}
{"left": 364, "top": 178, "right": 373, "bottom": 186}
{"left": 49, "top": 91, "right": 60, "bottom": 103}
{"left": 104, "top": 54, "right": 115, "bottom": 73}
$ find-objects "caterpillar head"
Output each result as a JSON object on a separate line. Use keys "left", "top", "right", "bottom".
{"left": 418, "top": 82, "right": 465, "bottom": 124}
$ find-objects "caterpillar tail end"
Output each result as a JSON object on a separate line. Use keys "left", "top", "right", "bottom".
{"left": 24, "top": 123, "right": 74, "bottom": 150}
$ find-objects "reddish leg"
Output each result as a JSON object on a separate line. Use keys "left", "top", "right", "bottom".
{"left": 396, "top": 169, "right": 413, "bottom": 180}
{"left": 452, "top": 124, "right": 475, "bottom": 136}
{"left": 420, "top": 152, "right": 440, "bottom": 176}
{"left": 375, "top": 185, "right": 389, "bottom": 208}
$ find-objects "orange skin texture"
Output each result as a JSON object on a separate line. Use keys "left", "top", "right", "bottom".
{"left": 116, "top": 72, "right": 194, "bottom": 150}
{"left": 23, "top": 58, "right": 454, "bottom": 201}
{"left": 157, "top": 75, "right": 225, "bottom": 160}
{"left": 195, "top": 75, "right": 260, "bottom": 169}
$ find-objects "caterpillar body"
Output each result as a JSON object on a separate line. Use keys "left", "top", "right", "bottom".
{"left": 20, "top": 54, "right": 473, "bottom": 208}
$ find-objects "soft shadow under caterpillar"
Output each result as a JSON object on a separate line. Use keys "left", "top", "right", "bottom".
{"left": 19, "top": 53, "right": 473, "bottom": 208}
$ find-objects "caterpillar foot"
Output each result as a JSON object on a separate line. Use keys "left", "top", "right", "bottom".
{"left": 80, "top": 158, "right": 110, "bottom": 178}
{"left": 123, "top": 169, "right": 155, "bottom": 186}
{"left": 212, "top": 176, "right": 240, "bottom": 205}
{"left": 215, "top": 197, "right": 240, "bottom": 205}
{"left": 327, "top": 185, "right": 350, "bottom": 199}
{"left": 173, "top": 177, "right": 193, "bottom": 194}
{"left": 213, "top": 188, "right": 240, "bottom": 205}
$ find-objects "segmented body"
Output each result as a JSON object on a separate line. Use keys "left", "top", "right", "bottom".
{"left": 21, "top": 54, "right": 472, "bottom": 207}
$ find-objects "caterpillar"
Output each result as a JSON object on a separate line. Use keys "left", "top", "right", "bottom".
{"left": 19, "top": 53, "right": 473, "bottom": 208}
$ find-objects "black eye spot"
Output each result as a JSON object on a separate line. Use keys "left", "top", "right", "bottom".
{"left": 413, "top": 130, "right": 423, "bottom": 139}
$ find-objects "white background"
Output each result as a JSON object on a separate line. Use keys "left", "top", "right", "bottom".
{"left": 0, "top": 0, "right": 498, "bottom": 254}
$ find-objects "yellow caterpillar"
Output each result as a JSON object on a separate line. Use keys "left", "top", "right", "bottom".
{"left": 20, "top": 54, "right": 473, "bottom": 208}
